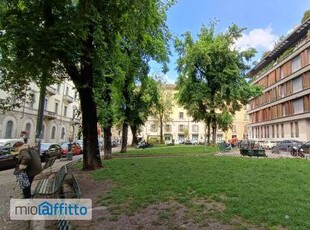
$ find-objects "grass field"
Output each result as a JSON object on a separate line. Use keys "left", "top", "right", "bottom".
{"left": 113, "top": 144, "right": 219, "bottom": 156}
{"left": 91, "top": 146, "right": 310, "bottom": 229}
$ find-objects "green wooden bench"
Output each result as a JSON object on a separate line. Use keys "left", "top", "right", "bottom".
{"left": 240, "top": 149, "right": 267, "bottom": 157}
{"left": 33, "top": 165, "right": 67, "bottom": 197}
{"left": 42, "top": 156, "right": 57, "bottom": 173}
{"left": 218, "top": 143, "right": 231, "bottom": 152}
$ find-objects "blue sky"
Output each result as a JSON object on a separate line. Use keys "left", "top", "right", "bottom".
{"left": 150, "top": 0, "right": 310, "bottom": 83}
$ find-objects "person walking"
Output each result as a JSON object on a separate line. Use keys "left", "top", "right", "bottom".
{"left": 16, "top": 144, "right": 42, "bottom": 198}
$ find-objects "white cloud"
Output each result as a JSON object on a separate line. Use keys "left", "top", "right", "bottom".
{"left": 235, "top": 26, "right": 278, "bottom": 52}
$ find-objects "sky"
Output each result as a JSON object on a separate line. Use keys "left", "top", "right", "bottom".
{"left": 150, "top": 0, "right": 310, "bottom": 83}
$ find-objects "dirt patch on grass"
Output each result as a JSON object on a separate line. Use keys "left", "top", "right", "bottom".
{"left": 64, "top": 165, "right": 267, "bottom": 230}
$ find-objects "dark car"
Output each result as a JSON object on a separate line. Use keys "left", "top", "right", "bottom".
{"left": 300, "top": 141, "right": 310, "bottom": 154}
{"left": 0, "top": 151, "right": 18, "bottom": 171}
{"left": 40, "top": 143, "right": 62, "bottom": 162}
{"left": 272, "top": 140, "right": 303, "bottom": 154}
{"left": 184, "top": 139, "right": 192, "bottom": 145}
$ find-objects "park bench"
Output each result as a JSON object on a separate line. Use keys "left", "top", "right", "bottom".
{"left": 33, "top": 165, "right": 67, "bottom": 198}
{"left": 42, "top": 156, "right": 57, "bottom": 173}
{"left": 57, "top": 174, "right": 81, "bottom": 230}
{"left": 218, "top": 143, "right": 231, "bottom": 152}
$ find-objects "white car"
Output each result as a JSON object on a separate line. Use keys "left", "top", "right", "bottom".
{"left": 258, "top": 141, "right": 277, "bottom": 150}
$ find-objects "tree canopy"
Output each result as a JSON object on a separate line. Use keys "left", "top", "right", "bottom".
{"left": 175, "top": 22, "right": 262, "bottom": 144}
{"left": 0, "top": 0, "right": 174, "bottom": 168}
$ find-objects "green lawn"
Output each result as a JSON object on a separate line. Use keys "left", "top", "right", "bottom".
{"left": 92, "top": 152, "right": 310, "bottom": 229}
{"left": 113, "top": 144, "right": 219, "bottom": 156}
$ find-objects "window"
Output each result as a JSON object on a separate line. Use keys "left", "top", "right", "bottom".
{"left": 51, "top": 126, "right": 56, "bottom": 139}
{"left": 150, "top": 124, "right": 158, "bottom": 132}
{"left": 41, "top": 125, "right": 45, "bottom": 139}
{"left": 64, "top": 106, "right": 67, "bottom": 117}
{"left": 192, "top": 125, "right": 199, "bottom": 132}
{"left": 55, "top": 103, "right": 59, "bottom": 114}
{"left": 293, "top": 98, "right": 304, "bottom": 114}
{"left": 292, "top": 77, "right": 302, "bottom": 93}
{"left": 5, "top": 121, "right": 13, "bottom": 138}
{"left": 164, "top": 124, "right": 171, "bottom": 132}
{"left": 29, "top": 93, "right": 35, "bottom": 108}
{"left": 290, "top": 122, "right": 294, "bottom": 138}
{"left": 179, "top": 124, "right": 185, "bottom": 132}
{"left": 276, "top": 124, "right": 279, "bottom": 138}
{"left": 292, "top": 55, "right": 301, "bottom": 72}
{"left": 25, "top": 123, "right": 31, "bottom": 138}
{"left": 179, "top": 112, "right": 184, "bottom": 119}
{"left": 61, "top": 127, "right": 65, "bottom": 139}
{"left": 295, "top": 122, "right": 299, "bottom": 138}
{"left": 66, "top": 87, "right": 69, "bottom": 95}
{"left": 44, "top": 98, "right": 48, "bottom": 110}
{"left": 74, "top": 92, "right": 78, "bottom": 100}
{"left": 232, "top": 125, "right": 236, "bottom": 132}
{"left": 281, "top": 124, "right": 284, "bottom": 138}
{"left": 57, "top": 84, "right": 61, "bottom": 93}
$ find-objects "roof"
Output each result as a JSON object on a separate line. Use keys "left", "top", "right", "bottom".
{"left": 248, "top": 18, "right": 310, "bottom": 77}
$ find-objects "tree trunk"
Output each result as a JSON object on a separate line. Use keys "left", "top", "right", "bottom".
{"left": 130, "top": 125, "right": 138, "bottom": 146}
{"left": 120, "top": 123, "right": 128, "bottom": 153}
{"left": 103, "top": 125, "right": 112, "bottom": 160}
{"left": 159, "top": 114, "right": 164, "bottom": 144}
{"left": 212, "top": 123, "right": 217, "bottom": 145}
{"left": 79, "top": 87, "right": 102, "bottom": 170}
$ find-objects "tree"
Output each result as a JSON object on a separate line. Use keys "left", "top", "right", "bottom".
{"left": 0, "top": 0, "right": 173, "bottom": 168}
{"left": 175, "top": 22, "right": 262, "bottom": 144}
{"left": 152, "top": 79, "right": 174, "bottom": 144}
{"left": 301, "top": 9, "right": 310, "bottom": 23}
{"left": 112, "top": 0, "right": 174, "bottom": 153}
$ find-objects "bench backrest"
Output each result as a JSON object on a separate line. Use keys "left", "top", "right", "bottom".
{"left": 42, "top": 156, "right": 57, "bottom": 170}
{"left": 71, "top": 174, "right": 81, "bottom": 198}
{"left": 52, "top": 165, "right": 67, "bottom": 192}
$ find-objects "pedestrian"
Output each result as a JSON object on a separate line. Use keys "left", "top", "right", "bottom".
{"left": 16, "top": 143, "right": 42, "bottom": 198}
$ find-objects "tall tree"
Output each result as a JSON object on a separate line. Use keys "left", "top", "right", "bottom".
{"left": 175, "top": 23, "right": 262, "bottom": 144}
{"left": 112, "top": 1, "right": 174, "bottom": 153}
{"left": 301, "top": 9, "right": 310, "bottom": 23}
{"left": 152, "top": 79, "right": 174, "bottom": 144}
{"left": 0, "top": 0, "right": 173, "bottom": 168}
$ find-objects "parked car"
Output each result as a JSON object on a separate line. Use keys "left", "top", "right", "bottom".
{"left": 184, "top": 139, "right": 192, "bottom": 145}
{"left": 0, "top": 138, "right": 24, "bottom": 147}
{"left": 39, "top": 143, "right": 62, "bottom": 162}
{"left": 258, "top": 140, "right": 277, "bottom": 150}
{"left": 0, "top": 151, "right": 18, "bottom": 171}
{"left": 76, "top": 140, "right": 83, "bottom": 151}
{"left": 60, "top": 142, "right": 83, "bottom": 156}
{"left": 300, "top": 141, "right": 310, "bottom": 154}
{"left": 137, "top": 141, "right": 153, "bottom": 149}
{"left": 272, "top": 140, "right": 303, "bottom": 154}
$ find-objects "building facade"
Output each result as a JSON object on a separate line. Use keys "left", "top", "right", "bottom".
{"left": 248, "top": 19, "right": 310, "bottom": 142}
{"left": 0, "top": 80, "right": 81, "bottom": 145}
{"left": 140, "top": 84, "right": 248, "bottom": 144}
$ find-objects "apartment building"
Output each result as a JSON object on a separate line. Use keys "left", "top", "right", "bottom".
{"left": 140, "top": 84, "right": 248, "bottom": 144}
{"left": 0, "top": 80, "right": 81, "bottom": 144}
{"left": 247, "top": 18, "right": 310, "bottom": 142}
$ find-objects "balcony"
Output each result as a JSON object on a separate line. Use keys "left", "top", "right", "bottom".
{"left": 63, "top": 94, "right": 74, "bottom": 103}
{"left": 46, "top": 86, "right": 57, "bottom": 95}
{"left": 71, "top": 118, "right": 81, "bottom": 125}
{"left": 44, "top": 110, "right": 57, "bottom": 120}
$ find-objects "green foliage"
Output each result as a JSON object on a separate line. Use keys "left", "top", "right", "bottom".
{"left": 175, "top": 22, "right": 262, "bottom": 141}
{"left": 301, "top": 9, "right": 310, "bottom": 23}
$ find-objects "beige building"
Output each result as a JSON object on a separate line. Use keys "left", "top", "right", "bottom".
{"left": 248, "top": 18, "right": 310, "bottom": 142}
{"left": 0, "top": 80, "right": 81, "bottom": 144}
{"left": 140, "top": 84, "right": 248, "bottom": 144}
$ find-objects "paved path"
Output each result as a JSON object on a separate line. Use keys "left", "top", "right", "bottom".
{"left": 0, "top": 154, "right": 82, "bottom": 230}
